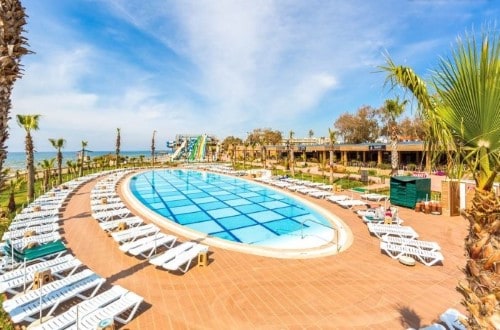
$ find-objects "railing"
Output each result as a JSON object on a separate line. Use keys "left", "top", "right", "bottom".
{"left": 300, "top": 218, "right": 341, "bottom": 252}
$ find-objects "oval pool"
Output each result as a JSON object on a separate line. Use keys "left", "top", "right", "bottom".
{"left": 123, "top": 169, "right": 351, "bottom": 258}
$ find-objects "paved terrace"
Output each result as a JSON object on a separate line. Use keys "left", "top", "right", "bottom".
{"left": 61, "top": 172, "right": 468, "bottom": 329}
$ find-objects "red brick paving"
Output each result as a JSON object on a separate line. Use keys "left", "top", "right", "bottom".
{"left": 60, "top": 174, "right": 468, "bottom": 329}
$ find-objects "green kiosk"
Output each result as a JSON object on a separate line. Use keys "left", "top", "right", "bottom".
{"left": 390, "top": 176, "right": 431, "bottom": 209}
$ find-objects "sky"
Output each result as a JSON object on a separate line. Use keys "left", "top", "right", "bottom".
{"left": 9, "top": 0, "right": 499, "bottom": 152}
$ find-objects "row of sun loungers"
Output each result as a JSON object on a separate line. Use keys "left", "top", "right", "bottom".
{"left": 90, "top": 174, "right": 211, "bottom": 274}
{"left": 0, "top": 170, "right": 145, "bottom": 328}
{"left": 365, "top": 220, "right": 444, "bottom": 266}
{"left": 255, "top": 173, "right": 445, "bottom": 267}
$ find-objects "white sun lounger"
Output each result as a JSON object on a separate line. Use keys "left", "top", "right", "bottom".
{"left": 149, "top": 241, "right": 197, "bottom": 267}
{"left": 162, "top": 244, "right": 209, "bottom": 273}
{"left": 0, "top": 254, "right": 74, "bottom": 284}
{"left": 2, "top": 223, "right": 59, "bottom": 241}
{"left": 111, "top": 223, "right": 160, "bottom": 243}
{"left": 92, "top": 208, "right": 131, "bottom": 222}
{"left": 91, "top": 202, "right": 126, "bottom": 213}
{"left": 7, "top": 232, "right": 62, "bottom": 251}
{"left": 326, "top": 195, "right": 350, "bottom": 203}
{"left": 367, "top": 223, "right": 419, "bottom": 239}
{"left": 99, "top": 216, "right": 144, "bottom": 232}
{"left": 308, "top": 190, "right": 333, "bottom": 198}
{"left": 360, "top": 193, "right": 389, "bottom": 201}
{"left": 381, "top": 235, "right": 441, "bottom": 251}
{"left": 8, "top": 216, "right": 60, "bottom": 231}
{"left": 380, "top": 241, "right": 444, "bottom": 266}
{"left": 66, "top": 290, "right": 144, "bottom": 330}
{"left": 3, "top": 269, "right": 105, "bottom": 323}
{"left": 91, "top": 196, "right": 122, "bottom": 206}
{"left": 14, "top": 210, "right": 59, "bottom": 222}
{"left": 120, "top": 232, "right": 177, "bottom": 258}
{"left": 0, "top": 257, "right": 82, "bottom": 294}
{"left": 336, "top": 199, "right": 368, "bottom": 208}
{"left": 127, "top": 234, "right": 177, "bottom": 258}
{"left": 28, "top": 285, "right": 129, "bottom": 330}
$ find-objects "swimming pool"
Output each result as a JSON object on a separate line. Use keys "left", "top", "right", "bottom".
{"left": 125, "top": 169, "right": 350, "bottom": 258}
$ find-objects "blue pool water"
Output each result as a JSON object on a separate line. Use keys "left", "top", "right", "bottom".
{"left": 129, "top": 169, "right": 333, "bottom": 247}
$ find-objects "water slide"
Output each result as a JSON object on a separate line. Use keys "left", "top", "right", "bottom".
{"left": 188, "top": 135, "right": 207, "bottom": 161}
{"left": 172, "top": 139, "right": 187, "bottom": 160}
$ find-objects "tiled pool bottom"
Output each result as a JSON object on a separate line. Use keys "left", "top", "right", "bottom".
{"left": 126, "top": 169, "right": 349, "bottom": 257}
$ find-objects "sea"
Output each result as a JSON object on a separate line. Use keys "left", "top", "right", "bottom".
{"left": 3, "top": 151, "right": 162, "bottom": 171}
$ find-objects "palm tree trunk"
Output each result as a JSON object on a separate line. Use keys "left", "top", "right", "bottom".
{"left": 57, "top": 151, "right": 62, "bottom": 185}
{"left": 329, "top": 150, "right": 334, "bottom": 184}
{"left": 391, "top": 124, "right": 399, "bottom": 176}
{"left": 458, "top": 189, "right": 500, "bottom": 330}
{"left": 26, "top": 133, "right": 35, "bottom": 200}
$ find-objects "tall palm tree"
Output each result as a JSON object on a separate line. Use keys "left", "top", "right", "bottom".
{"left": 381, "top": 29, "right": 500, "bottom": 329}
{"left": 381, "top": 98, "right": 407, "bottom": 175}
{"left": 151, "top": 130, "right": 157, "bottom": 167}
{"left": 0, "top": 1, "right": 31, "bottom": 187}
{"left": 78, "top": 140, "right": 88, "bottom": 177}
{"left": 289, "top": 130, "right": 295, "bottom": 177}
{"left": 49, "top": 138, "right": 66, "bottom": 185}
{"left": 115, "top": 128, "right": 121, "bottom": 169}
{"left": 17, "top": 114, "right": 40, "bottom": 201}
{"left": 328, "top": 128, "right": 336, "bottom": 184}
{"left": 308, "top": 129, "right": 314, "bottom": 139}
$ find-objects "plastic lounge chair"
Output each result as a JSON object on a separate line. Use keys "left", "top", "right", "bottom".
{"left": 8, "top": 216, "right": 60, "bottom": 231}
{"left": 381, "top": 235, "right": 441, "bottom": 251}
{"left": 28, "top": 285, "right": 129, "bottom": 330}
{"left": 92, "top": 208, "right": 131, "bottom": 222}
{"left": 336, "top": 199, "right": 368, "bottom": 209}
{"left": 0, "top": 254, "right": 74, "bottom": 284}
{"left": 66, "top": 290, "right": 144, "bottom": 330}
{"left": 7, "top": 232, "right": 62, "bottom": 251}
{"left": 308, "top": 190, "right": 332, "bottom": 198}
{"left": 162, "top": 244, "right": 209, "bottom": 273}
{"left": 127, "top": 233, "right": 177, "bottom": 258}
{"left": 326, "top": 195, "right": 349, "bottom": 203}
{"left": 99, "top": 216, "right": 143, "bottom": 232}
{"left": 91, "top": 196, "right": 122, "bottom": 206}
{"left": 367, "top": 223, "right": 419, "bottom": 239}
{"left": 439, "top": 308, "right": 468, "bottom": 330}
{"left": 0, "top": 256, "right": 82, "bottom": 295}
{"left": 149, "top": 241, "right": 197, "bottom": 267}
{"left": 14, "top": 210, "right": 59, "bottom": 222}
{"left": 2, "top": 223, "right": 59, "bottom": 241}
{"left": 380, "top": 241, "right": 444, "bottom": 266}
{"left": 3, "top": 269, "right": 105, "bottom": 323}
{"left": 91, "top": 202, "right": 126, "bottom": 213}
{"left": 111, "top": 223, "right": 160, "bottom": 243}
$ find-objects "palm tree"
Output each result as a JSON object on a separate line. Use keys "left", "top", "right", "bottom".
{"left": 328, "top": 128, "right": 336, "bottom": 184}
{"left": 0, "top": 1, "right": 31, "bottom": 187}
{"left": 78, "top": 140, "right": 88, "bottom": 177}
{"left": 115, "top": 128, "right": 121, "bottom": 169}
{"left": 48, "top": 138, "right": 66, "bottom": 185}
{"left": 38, "top": 158, "right": 55, "bottom": 192}
{"left": 17, "top": 114, "right": 40, "bottom": 201}
{"left": 381, "top": 98, "right": 407, "bottom": 175}
{"left": 381, "top": 29, "right": 500, "bottom": 329}
{"left": 151, "top": 130, "right": 157, "bottom": 167}
{"left": 66, "top": 160, "right": 77, "bottom": 177}
{"left": 308, "top": 129, "right": 314, "bottom": 139}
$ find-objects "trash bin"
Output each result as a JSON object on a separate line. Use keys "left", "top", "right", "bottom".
{"left": 198, "top": 251, "right": 208, "bottom": 267}
{"left": 361, "top": 170, "right": 368, "bottom": 183}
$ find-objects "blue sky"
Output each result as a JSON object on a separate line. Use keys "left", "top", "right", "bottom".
{"left": 10, "top": 0, "right": 498, "bottom": 151}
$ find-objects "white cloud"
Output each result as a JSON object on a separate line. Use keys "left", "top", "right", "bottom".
{"left": 7, "top": 0, "right": 496, "bottom": 151}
